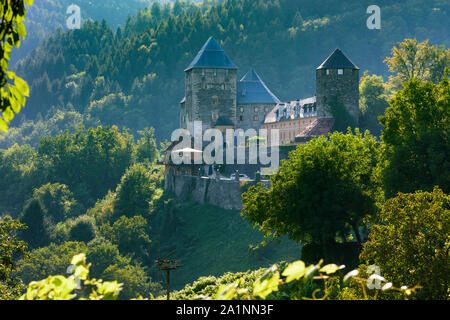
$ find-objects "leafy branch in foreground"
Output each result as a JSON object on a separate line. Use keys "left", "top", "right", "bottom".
{"left": 0, "top": 0, "right": 32, "bottom": 132}
{"left": 214, "top": 259, "right": 420, "bottom": 300}
{"left": 20, "top": 253, "right": 124, "bottom": 300}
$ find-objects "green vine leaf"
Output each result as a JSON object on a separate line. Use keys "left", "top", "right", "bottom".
{"left": 282, "top": 260, "right": 306, "bottom": 283}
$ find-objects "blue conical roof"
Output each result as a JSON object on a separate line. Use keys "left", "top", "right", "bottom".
{"left": 317, "top": 48, "right": 359, "bottom": 70}
{"left": 237, "top": 68, "right": 281, "bottom": 104}
{"left": 185, "top": 37, "right": 238, "bottom": 71}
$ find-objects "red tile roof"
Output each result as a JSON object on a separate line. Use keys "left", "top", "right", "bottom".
{"left": 295, "top": 117, "right": 334, "bottom": 143}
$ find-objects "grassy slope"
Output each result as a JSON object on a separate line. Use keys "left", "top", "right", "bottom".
{"left": 150, "top": 200, "right": 302, "bottom": 290}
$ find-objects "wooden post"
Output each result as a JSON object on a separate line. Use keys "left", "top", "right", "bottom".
{"left": 156, "top": 246, "right": 182, "bottom": 301}
{"left": 166, "top": 270, "right": 170, "bottom": 300}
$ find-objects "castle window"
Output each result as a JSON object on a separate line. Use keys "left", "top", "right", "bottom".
{"left": 212, "top": 96, "right": 218, "bottom": 105}
{"left": 202, "top": 69, "right": 205, "bottom": 76}
{"left": 326, "top": 69, "right": 330, "bottom": 75}
{"left": 253, "top": 115, "right": 259, "bottom": 121}
{"left": 212, "top": 112, "right": 218, "bottom": 121}
{"left": 254, "top": 107, "right": 258, "bottom": 113}
{"left": 338, "top": 69, "right": 343, "bottom": 75}
{"left": 240, "top": 107, "right": 244, "bottom": 113}
{"left": 239, "top": 115, "right": 243, "bottom": 121}
{"left": 214, "top": 70, "right": 217, "bottom": 77}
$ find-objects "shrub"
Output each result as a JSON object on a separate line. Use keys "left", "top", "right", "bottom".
{"left": 68, "top": 215, "right": 97, "bottom": 243}
{"left": 360, "top": 187, "right": 449, "bottom": 300}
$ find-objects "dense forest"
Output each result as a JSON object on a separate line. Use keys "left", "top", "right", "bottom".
{"left": 10, "top": 0, "right": 210, "bottom": 65}
{"left": 0, "top": 0, "right": 449, "bottom": 301}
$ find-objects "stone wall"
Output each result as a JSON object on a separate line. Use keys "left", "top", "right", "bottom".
{"left": 236, "top": 103, "right": 275, "bottom": 131}
{"left": 316, "top": 68, "right": 359, "bottom": 123}
{"left": 183, "top": 68, "right": 237, "bottom": 133}
{"left": 165, "top": 174, "right": 270, "bottom": 210}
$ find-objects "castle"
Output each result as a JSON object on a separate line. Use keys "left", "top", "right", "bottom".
{"left": 179, "top": 36, "right": 360, "bottom": 144}
{"left": 165, "top": 36, "right": 361, "bottom": 209}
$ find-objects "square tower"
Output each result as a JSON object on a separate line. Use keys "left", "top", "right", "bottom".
{"left": 316, "top": 48, "right": 360, "bottom": 124}
{"left": 181, "top": 37, "right": 238, "bottom": 134}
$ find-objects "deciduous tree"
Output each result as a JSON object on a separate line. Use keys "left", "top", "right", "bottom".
{"left": 360, "top": 187, "right": 449, "bottom": 300}
{"left": 380, "top": 76, "right": 449, "bottom": 198}
{"left": 385, "top": 39, "right": 450, "bottom": 91}
{"left": 242, "top": 130, "right": 383, "bottom": 260}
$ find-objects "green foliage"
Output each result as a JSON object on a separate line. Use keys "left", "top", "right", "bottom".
{"left": 15, "top": 238, "right": 159, "bottom": 299}
{"left": 0, "top": 216, "right": 28, "bottom": 299}
{"left": 86, "top": 190, "right": 117, "bottom": 225}
{"left": 0, "top": 125, "right": 161, "bottom": 218}
{"left": 242, "top": 130, "right": 383, "bottom": 260}
{"left": 0, "top": 0, "right": 32, "bottom": 132}
{"left": 102, "top": 263, "right": 163, "bottom": 300}
{"left": 11, "top": 0, "right": 200, "bottom": 64}
{"left": 359, "top": 71, "right": 389, "bottom": 136}
{"left": 136, "top": 127, "right": 158, "bottom": 164}
{"left": 32, "top": 182, "right": 83, "bottom": 223}
{"left": 0, "top": 143, "right": 42, "bottom": 216}
{"left": 37, "top": 126, "right": 135, "bottom": 207}
{"left": 0, "top": 109, "right": 85, "bottom": 150}
{"left": 385, "top": 39, "right": 450, "bottom": 91}
{"left": 170, "top": 269, "right": 265, "bottom": 300}
{"left": 99, "top": 215, "right": 151, "bottom": 261}
{"left": 20, "top": 253, "right": 123, "bottom": 300}
{"left": 85, "top": 237, "right": 131, "bottom": 278}
{"left": 380, "top": 76, "right": 450, "bottom": 197}
{"left": 19, "top": 198, "right": 50, "bottom": 249}
{"left": 360, "top": 187, "right": 449, "bottom": 300}
{"left": 114, "top": 163, "right": 157, "bottom": 219}
{"left": 16, "top": 241, "right": 88, "bottom": 286}
{"left": 325, "top": 95, "right": 357, "bottom": 132}
{"left": 212, "top": 259, "right": 418, "bottom": 301}
{"left": 67, "top": 215, "right": 96, "bottom": 243}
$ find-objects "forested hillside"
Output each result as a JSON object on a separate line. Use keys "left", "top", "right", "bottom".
{"left": 4, "top": 0, "right": 448, "bottom": 148}
{"left": 11, "top": 0, "right": 210, "bottom": 65}
{"left": 12, "top": 0, "right": 150, "bottom": 65}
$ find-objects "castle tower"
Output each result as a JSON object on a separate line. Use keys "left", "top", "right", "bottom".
{"left": 315, "top": 48, "right": 359, "bottom": 123}
{"left": 236, "top": 68, "right": 280, "bottom": 131}
{"left": 181, "top": 37, "right": 238, "bottom": 134}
